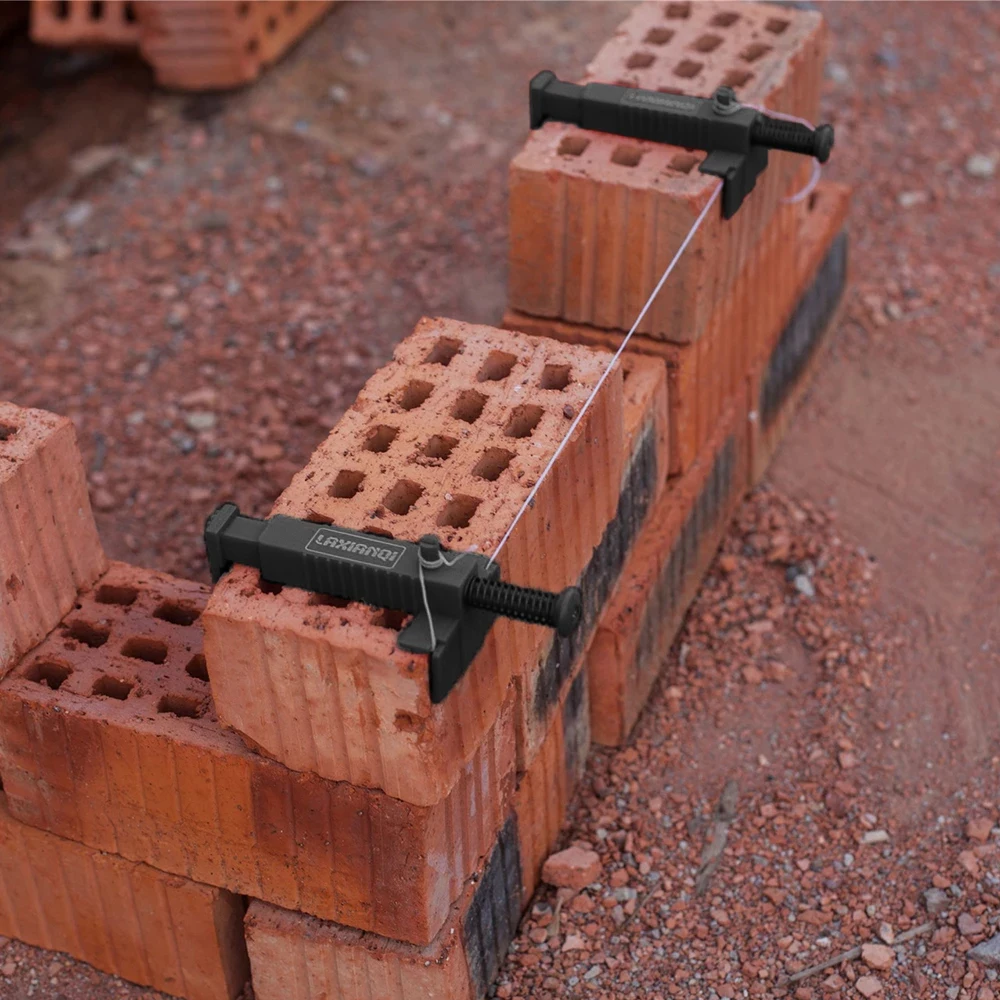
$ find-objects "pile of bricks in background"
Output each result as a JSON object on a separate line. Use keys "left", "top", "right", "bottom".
{"left": 0, "top": 3, "right": 851, "bottom": 998}
{"left": 29, "top": 0, "right": 334, "bottom": 89}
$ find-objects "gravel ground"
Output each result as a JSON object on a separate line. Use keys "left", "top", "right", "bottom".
{"left": 1, "top": 3, "right": 998, "bottom": 999}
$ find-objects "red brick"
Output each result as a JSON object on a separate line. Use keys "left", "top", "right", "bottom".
{"left": 0, "top": 562, "right": 515, "bottom": 946}
{"left": 138, "top": 1, "right": 335, "bottom": 90}
{"left": 30, "top": 0, "right": 140, "bottom": 48}
{"left": 204, "top": 317, "right": 623, "bottom": 807}
{"left": 588, "top": 400, "right": 749, "bottom": 746}
{"left": 508, "top": 0, "right": 826, "bottom": 342}
{"left": 748, "top": 185, "right": 852, "bottom": 483}
{"left": 0, "top": 403, "right": 106, "bottom": 673}
{"left": 0, "top": 793, "right": 249, "bottom": 999}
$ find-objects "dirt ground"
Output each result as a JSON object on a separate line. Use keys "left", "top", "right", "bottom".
{"left": 0, "top": 2, "right": 998, "bottom": 999}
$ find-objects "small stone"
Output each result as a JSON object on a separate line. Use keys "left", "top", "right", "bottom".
{"left": 958, "top": 850, "right": 981, "bottom": 877}
{"left": 69, "top": 144, "right": 124, "bottom": 179}
{"left": 969, "top": 933, "right": 1000, "bottom": 968}
{"left": 827, "top": 62, "right": 850, "bottom": 85}
{"left": 328, "top": 83, "right": 349, "bottom": 103}
{"left": 878, "top": 922, "right": 895, "bottom": 945}
{"left": 743, "top": 665, "right": 764, "bottom": 685}
{"left": 184, "top": 410, "right": 217, "bottom": 432}
{"left": 959, "top": 912, "right": 984, "bottom": 937}
{"left": 794, "top": 574, "right": 815, "bottom": 598}
{"left": 967, "top": 817, "right": 994, "bottom": 843}
{"left": 562, "top": 934, "right": 585, "bottom": 952}
{"left": 1, "top": 962, "right": 14, "bottom": 977}
{"left": 862, "top": 830, "right": 889, "bottom": 845}
{"left": 64, "top": 201, "right": 93, "bottom": 228}
{"left": 583, "top": 964, "right": 602, "bottom": 981}
{"left": 352, "top": 152, "right": 389, "bottom": 178}
{"left": 966, "top": 154, "right": 997, "bottom": 179}
{"left": 923, "top": 887, "right": 950, "bottom": 915}
{"left": 897, "top": 190, "right": 927, "bottom": 209}
{"left": 527, "top": 927, "right": 548, "bottom": 944}
{"left": 838, "top": 751, "right": 859, "bottom": 770}
{"left": 861, "top": 943, "right": 894, "bottom": 971}
{"left": 609, "top": 868, "right": 629, "bottom": 888}
{"left": 855, "top": 976, "right": 883, "bottom": 997}
{"left": 542, "top": 846, "right": 601, "bottom": 891}
{"left": 251, "top": 442, "right": 284, "bottom": 462}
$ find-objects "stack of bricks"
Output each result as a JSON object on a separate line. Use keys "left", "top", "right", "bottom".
{"left": 29, "top": 0, "right": 334, "bottom": 90}
{"left": 503, "top": 0, "right": 851, "bottom": 745}
{"left": 0, "top": 314, "right": 670, "bottom": 999}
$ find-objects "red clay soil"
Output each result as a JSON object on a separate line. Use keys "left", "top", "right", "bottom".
{"left": 1, "top": 3, "right": 998, "bottom": 1000}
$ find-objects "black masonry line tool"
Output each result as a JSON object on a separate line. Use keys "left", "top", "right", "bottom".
{"left": 529, "top": 71, "right": 834, "bottom": 219}
{"left": 205, "top": 503, "right": 583, "bottom": 704}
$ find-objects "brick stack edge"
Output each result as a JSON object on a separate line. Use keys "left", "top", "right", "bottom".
{"left": 0, "top": 3, "right": 846, "bottom": 997}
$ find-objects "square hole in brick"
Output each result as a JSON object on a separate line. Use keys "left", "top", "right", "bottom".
{"left": 674, "top": 59, "right": 703, "bottom": 79}
{"left": 721, "top": 68, "right": 753, "bottom": 89}
{"left": 0, "top": 424, "right": 17, "bottom": 442}
{"left": 741, "top": 42, "right": 771, "bottom": 63}
{"left": 611, "top": 144, "right": 644, "bottom": 167}
{"left": 626, "top": 51, "right": 655, "bottom": 69}
{"left": 364, "top": 424, "right": 399, "bottom": 453}
{"left": 382, "top": 479, "right": 424, "bottom": 516}
{"left": 308, "top": 593, "right": 351, "bottom": 608}
{"left": 477, "top": 350, "right": 517, "bottom": 383}
{"left": 423, "top": 434, "right": 458, "bottom": 460}
{"left": 158, "top": 694, "right": 204, "bottom": 719}
{"left": 452, "top": 390, "right": 487, "bottom": 424}
{"left": 397, "top": 380, "right": 434, "bottom": 411}
{"left": 329, "top": 469, "right": 365, "bottom": 499}
{"left": 185, "top": 654, "right": 210, "bottom": 682}
{"left": 121, "top": 637, "right": 168, "bottom": 665}
{"left": 95, "top": 583, "right": 138, "bottom": 606}
{"left": 370, "top": 608, "right": 408, "bottom": 630}
{"left": 711, "top": 10, "right": 740, "bottom": 27}
{"left": 25, "top": 660, "right": 72, "bottom": 690}
{"left": 437, "top": 495, "right": 482, "bottom": 529}
{"left": 472, "top": 448, "right": 515, "bottom": 482}
{"left": 765, "top": 17, "right": 789, "bottom": 34}
{"left": 540, "top": 363, "right": 571, "bottom": 390}
{"left": 63, "top": 620, "right": 110, "bottom": 648}
{"left": 557, "top": 135, "right": 590, "bottom": 157}
{"left": 644, "top": 26, "right": 674, "bottom": 44}
{"left": 664, "top": 2, "right": 690, "bottom": 17}
{"left": 93, "top": 676, "right": 134, "bottom": 701}
{"left": 691, "top": 33, "right": 722, "bottom": 53}
{"left": 669, "top": 151, "right": 702, "bottom": 174}
{"left": 504, "top": 404, "right": 544, "bottom": 439}
{"left": 424, "top": 337, "right": 463, "bottom": 366}
{"left": 153, "top": 601, "right": 200, "bottom": 627}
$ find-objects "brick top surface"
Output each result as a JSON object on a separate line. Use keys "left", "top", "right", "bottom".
{"left": 1, "top": 561, "right": 226, "bottom": 740}
{"left": 0, "top": 402, "right": 68, "bottom": 481}
{"left": 514, "top": 0, "right": 823, "bottom": 198}
{"left": 272, "top": 316, "right": 611, "bottom": 555}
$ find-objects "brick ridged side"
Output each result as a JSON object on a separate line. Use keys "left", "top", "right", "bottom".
{"left": 137, "top": 1, "right": 335, "bottom": 90}
{"left": 0, "top": 794, "right": 249, "bottom": 1000}
{"left": 30, "top": 0, "right": 140, "bottom": 47}
{"left": 0, "top": 403, "right": 107, "bottom": 673}
{"left": 588, "top": 400, "right": 749, "bottom": 747}
{"left": 508, "top": 0, "right": 826, "bottom": 343}
{"left": 246, "top": 814, "right": 524, "bottom": 1000}
{"left": 0, "top": 562, "right": 515, "bottom": 946}
{"left": 504, "top": 179, "right": 851, "bottom": 475}
{"left": 204, "top": 317, "right": 623, "bottom": 807}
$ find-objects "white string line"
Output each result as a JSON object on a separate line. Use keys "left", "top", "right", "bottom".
{"left": 417, "top": 545, "right": 476, "bottom": 650}
{"left": 488, "top": 178, "right": 724, "bottom": 568}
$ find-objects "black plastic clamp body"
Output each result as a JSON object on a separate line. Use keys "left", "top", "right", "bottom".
{"left": 204, "top": 504, "right": 582, "bottom": 702}
{"left": 529, "top": 71, "right": 834, "bottom": 219}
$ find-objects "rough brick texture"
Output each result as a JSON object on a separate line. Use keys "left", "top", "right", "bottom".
{"left": 505, "top": 180, "right": 850, "bottom": 475}
{"left": 749, "top": 193, "right": 851, "bottom": 483}
{"left": 509, "top": 0, "right": 826, "bottom": 342}
{"left": 588, "top": 400, "right": 749, "bottom": 746}
{"left": 246, "top": 814, "right": 524, "bottom": 1000}
{"left": 0, "top": 402, "right": 106, "bottom": 673}
{"left": 138, "top": 1, "right": 335, "bottom": 90}
{"left": 514, "top": 352, "right": 666, "bottom": 767}
{"left": 30, "top": 0, "right": 140, "bottom": 48}
{"left": 204, "top": 317, "right": 623, "bottom": 807}
{"left": 0, "top": 793, "right": 249, "bottom": 999}
{"left": 0, "top": 562, "right": 515, "bottom": 946}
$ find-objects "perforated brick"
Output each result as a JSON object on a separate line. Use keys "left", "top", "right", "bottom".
{"left": 504, "top": 179, "right": 850, "bottom": 475}
{"left": 204, "top": 317, "right": 624, "bottom": 807}
{"left": 0, "top": 402, "right": 106, "bottom": 673}
{"left": 30, "top": 0, "right": 140, "bottom": 48}
{"left": 588, "top": 400, "right": 749, "bottom": 746}
{"left": 0, "top": 794, "right": 249, "bottom": 1000}
{"left": 138, "top": 1, "right": 335, "bottom": 90}
{"left": 0, "top": 562, "right": 516, "bottom": 946}
{"left": 508, "top": 0, "right": 826, "bottom": 342}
